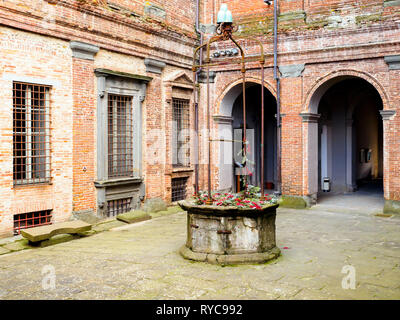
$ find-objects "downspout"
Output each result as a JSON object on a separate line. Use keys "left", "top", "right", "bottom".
{"left": 273, "top": 0, "right": 282, "bottom": 196}
{"left": 194, "top": 0, "right": 203, "bottom": 194}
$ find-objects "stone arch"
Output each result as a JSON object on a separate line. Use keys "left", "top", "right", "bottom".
{"left": 303, "top": 69, "right": 390, "bottom": 114}
{"left": 216, "top": 76, "right": 277, "bottom": 117}
{"left": 302, "top": 69, "right": 388, "bottom": 204}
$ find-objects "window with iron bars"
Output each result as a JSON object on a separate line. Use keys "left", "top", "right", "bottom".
{"left": 13, "top": 82, "right": 51, "bottom": 185}
{"left": 172, "top": 98, "right": 190, "bottom": 167}
{"left": 107, "top": 198, "right": 132, "bottom": 217}
{"left": 108, "top": 94, "right": 134, "bottom": 179}
{"left": 171, "top": 177, "right": 188, "bottom": 202}
{"left": 13, "top": 210, "right": 52, "bottom": 236}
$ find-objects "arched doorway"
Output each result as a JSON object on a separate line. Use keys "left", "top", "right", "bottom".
{"left": 217, "top": 81, "right": 277, "bottom": 193}
{"left": 306, "top": 75, "right": 385, "bottom": 210}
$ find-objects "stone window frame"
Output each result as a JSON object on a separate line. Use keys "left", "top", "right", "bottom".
{"left": 94, "top": 69, "right": 151, "bottom": 215}
{"left": 95, "top": 69, "right": 151, "bottom": 183}
{"left": 164, "top": 72, "right": 195, "bottom": 174}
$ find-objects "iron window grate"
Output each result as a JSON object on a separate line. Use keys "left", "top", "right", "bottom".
{"left": 171, "top": 177, "right": 188, "bottom": 202}
{"left": 13, "top": 82, "right": 51, "bottom": 185}
{"left": 172, "top": 98, "right": 190, "bottom": 167}
{"left": 107, "top": 198, "right": 132, "bottom": 217}
{"left": 13, "top": 210, "right": 52, "bottom": 236}
{"left": 108, "top": 94, "right": 134, "bottom": 179}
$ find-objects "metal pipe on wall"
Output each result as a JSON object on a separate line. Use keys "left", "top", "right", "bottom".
{"left": 273, "top": 0, "right": 282, "bottom": 196}
{"left": 261, "top": 65, "right": 265, "bottom": 199}
{"left": 194, "top": 0, "right": 203, "bottom": 195}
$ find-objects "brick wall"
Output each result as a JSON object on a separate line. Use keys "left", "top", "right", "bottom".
{"left": 72, "top": 56, "right": 97, "bottom": 214}
{"left": 0, "top": 27, "right": 73, "bottom": 237}
{"left": 203, "top": 0, "right": 400, "bottom": 204}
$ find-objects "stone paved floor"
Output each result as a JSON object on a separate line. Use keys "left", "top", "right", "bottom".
{"left": 0, "top": 207, "right": 399, "bottom": 300}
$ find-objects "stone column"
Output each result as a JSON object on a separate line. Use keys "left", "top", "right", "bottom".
{"left": 320, "top": 122, "right": 332, "bottom": 189}
{"left": 213, "top": 115, "right": 233, "bottom": 192}
{"left": 70, "top": 41, "right": 99, "bottom": 215}
{"left": 300, "top": 113, "right": 320, "bottom": 206}
{"left": 345, "top": 118, "right": 357, "bottom": 192}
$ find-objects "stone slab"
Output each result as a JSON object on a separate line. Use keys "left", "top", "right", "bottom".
{"left": 2, "top": 241, "right": 27, "bottom": 252}
{"left": 116, "top": 211, "right": 152, "bottom": 224}
{"left": 20, "top": 220, "right": 92, "bottom": 243}
{"left": 0, "top": 247, "right": 11, "bottom": 255}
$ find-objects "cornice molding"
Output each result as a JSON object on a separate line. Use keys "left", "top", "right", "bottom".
{"left": 70, "top": 41, "right": 99, "bottom": 60}
{"left": 380, "top": 109, "right": 396, "bottom": 120}
{"left": 213, "top": 115, "right": 233, "bottom": 124}
{"left": 300, "top": 113, "right": 321, "bottom": 123}
{"left": 144, "top": 58, "right": 166, "bottom": 74}
{"left": 384, "top": 55, "right": 400, "bottom": 70}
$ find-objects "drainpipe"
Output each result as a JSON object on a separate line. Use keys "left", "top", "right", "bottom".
{"left": 273, "top": 0, "right": 282, "bottom": 196}
{"left": 194, "top": 0, "right": 203, "bottom": 195}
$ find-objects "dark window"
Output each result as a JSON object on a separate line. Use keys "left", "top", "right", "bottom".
{"left": 13, "top": 210, "right": 52, "bottom": 235}
{"left": 172, "top": 98, "right": 190, "bottom": 167}
{"left": 171, "top": 177, "right": 188, "bottom": 202}
{"left": 13, "top": 82, "right": 51, "bottom": 185}
{"left": 107, "top": 198, "right": 132, "bottom": 217}
{"left": 108, "top": 94, "right": 133, "bottom": 178}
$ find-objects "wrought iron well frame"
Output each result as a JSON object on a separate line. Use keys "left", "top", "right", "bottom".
{"left": 192, "top": 21, "right": 268, "bottom": 204}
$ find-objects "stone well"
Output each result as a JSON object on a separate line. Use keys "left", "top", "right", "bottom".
{"left": 178, "top": 200, "right": 280, "bottom": 265}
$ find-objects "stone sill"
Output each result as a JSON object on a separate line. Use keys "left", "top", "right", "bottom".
{"left": 95, "top": 68, "right": 152, "bottom": 82}
{"left": 172, "top": 167, "right": 194, "bottom": 173}
{"left": 94, "top": 177, "right": 143, "bottom": 188}
{"left": 12, "top": 180, "right": 53, "bottom": 189}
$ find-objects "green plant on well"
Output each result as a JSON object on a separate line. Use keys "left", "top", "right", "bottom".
{"left": 193, "top": 185, "right": 278, "bottom": 209}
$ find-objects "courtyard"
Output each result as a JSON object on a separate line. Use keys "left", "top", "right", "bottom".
{"left": 0, "top": 205, "right": 399, "bottom": 300}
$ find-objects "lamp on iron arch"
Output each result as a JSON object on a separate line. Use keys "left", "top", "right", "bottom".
{"left": 216, "top": 3, "right": 235, "bottom": 39}
{"left": 217, "top": 3, "right": 233, "bottom": 25}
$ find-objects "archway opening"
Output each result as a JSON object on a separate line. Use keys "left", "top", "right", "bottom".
{"left": 316, "top": 77, "right": 384, "bottom": 209}
{"left": 231, "top": 83, "right": 277, "bottom": 192}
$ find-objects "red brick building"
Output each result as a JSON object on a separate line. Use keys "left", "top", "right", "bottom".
{"left": 0, "top": 0, "right": 399, "bottom": 237}
{"left": 201, "top": 0, "right": 400, "bottom": 213}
